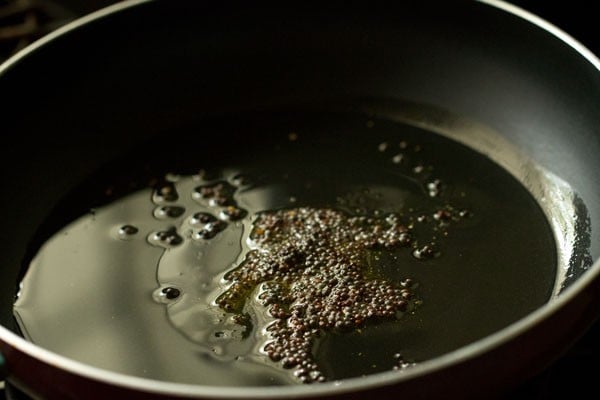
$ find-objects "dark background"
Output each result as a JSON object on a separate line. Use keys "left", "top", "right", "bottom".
{"left": 510, "top": 0, "right": 599, "bottom": 57}
{"left": 44, "top": 0, "right": 600, "bottom": 59}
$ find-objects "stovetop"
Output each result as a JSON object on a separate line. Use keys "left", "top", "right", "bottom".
{"left": 0, "top": 1, "right": 598, "bottom": 399}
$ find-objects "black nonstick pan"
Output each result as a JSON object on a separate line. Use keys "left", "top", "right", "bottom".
{"left": 1, "top": 1, "right": 599, "bottom": 399}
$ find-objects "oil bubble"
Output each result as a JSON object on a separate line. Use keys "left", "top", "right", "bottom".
{"left": 392, "top": 353, "right": 415, "bottom": 371}
{"left": 209, "top": 197, "right": 232, "bottom": 207}
{"left": 427, "top": 179, "right": 442, "bottom": 197}
{"left": 152, "top": 182, "right": 179, "bottom": 203}
{"left": 162, "top": 286, "right": 181, "bottom": 299}
{"left": 392, "top": 154, "right": 404, "bottom": 164}
{"left": 153, "top": 286, "right": 182, "bottom": 304}
{"left": 412, "top": 243, "right": 441, "bottom": 260}
{"left": 193, "top": 181, "right": 236, "bottom": 206}
{"left": 192, "top": 221, "right": 227, "bottom": 240}
{"left": 117, "top": 225, "right": 138, "bottom": 240}
{"left": 219, "top": 206, "right": 247, "bottom": 221}
{"left": 153, "top": 205, "right": 186, "bottom": 219}
{"left": 231, "top": 174, "right": 250, "bottom": 187}
{"left": 433, "top": 209, "right": 451, "bottom": 222}
{"left": 148, "top": 227, "right": 184, "bottom": 248}
{"left": 190, "top": 212, "right": 218, "bottom": 226}
{"left": 413, "top": 165, "right": 424, "bottom": 174}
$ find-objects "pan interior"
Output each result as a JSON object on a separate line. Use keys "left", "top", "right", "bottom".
{"left": 12, "top": 105, "right": 571, "bottom": 386}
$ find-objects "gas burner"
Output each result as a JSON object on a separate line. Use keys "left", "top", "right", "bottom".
{"left": 0, "top": 0, "right": 76, "bottom": 62}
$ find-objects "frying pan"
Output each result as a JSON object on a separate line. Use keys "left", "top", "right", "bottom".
{"left": 1, "top": 0, "right": 600, "bottom": 398}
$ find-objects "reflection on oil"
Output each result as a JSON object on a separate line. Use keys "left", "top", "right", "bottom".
{"left": 13, "top": 106, "right": 572, "bottom": 385}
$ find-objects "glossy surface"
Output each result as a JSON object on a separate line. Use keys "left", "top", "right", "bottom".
{"left": 14, "top": 112, "right": 555, "bottom": 385}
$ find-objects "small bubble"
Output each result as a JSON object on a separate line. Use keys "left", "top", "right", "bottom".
{"left": 400, "top": 278, "right": 414, "bottom": 288}
{"left": 152, "top": 182, "right": 178, "bottom": 203}
{"left": 193, "top": 181, "right": 235, "bottom": 206}
{"left": 190, "top": 212, "right": 217, "bottom": 226}
{"left": 162, "top": 286, "right": 181, "bottom": 299}
{"left": 192, "top": 221, "right": 227, "bottom": 240}
{"left": 392, "top": 154, "right": 404, "bottom": 164}
{"left": 392, "top": 352, "right": 416, "bottom": 371}
{"left": 192, "top": 170, "right": 205, "bottom": 181}
{"left": 148, "top": 227, "right": 184, "bottom": 248}
{"left": 412, "top": 243, "right": 441, "bottom": 260}
{"left": 378, "top": 142, "right": 388, "bottom": 152}
{"left": 433, "top": 209, "right": 451, "bottom": 222}
{"left": 416, "top": 215, "right": 427, "bottom": 223}
{"left": 193, "top": 185, "right": 217, "bottom": 200}
{"left": 399, "top": 141, "right": 408, "bottom": 149}
{"left": 427, "top": 179, "right": 442, "bottom": 197}
{"left": 219, "top": 206, "right": 247, "bottom": 221}
{"left": 413, "top": 165, "right": 424, "bottom": 174}
{"left": 153, "top": 286, "right": 182, "bottom": 303}
{"left": 366, "top": 120, "right": 375, "bottom": 128}
{"left": 288, "top": 132, "right": 298, "bottom": 141}
{"left": 231, "top": 174, "right": 249, "bottom": 187}
{"left": 289, "top": 196, "right": 297, "bottom": 203}
{"left": 117, "top": 225, "right": 138, "bottom": 240}
{"left": 153, "top": 205, "right": 186, "bottom": 219}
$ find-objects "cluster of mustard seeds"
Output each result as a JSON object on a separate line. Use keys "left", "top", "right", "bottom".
{"left": 217, "top": 208, "right": 415, "bottom": 383}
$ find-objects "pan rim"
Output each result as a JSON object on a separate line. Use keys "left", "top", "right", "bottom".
{"left": 1, "top": 0, "right": 599, "bottom": 397}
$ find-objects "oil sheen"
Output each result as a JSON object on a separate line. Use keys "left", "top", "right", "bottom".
{"left": 13, "top": 111, "right": 557, "bottom": 386}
